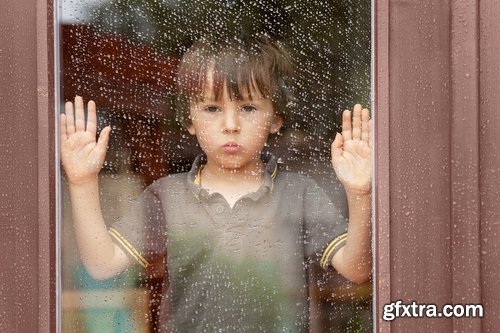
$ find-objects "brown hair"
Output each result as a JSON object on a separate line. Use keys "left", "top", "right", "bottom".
{"left": 176, "top": 35, "right": 294, "bottom": 125}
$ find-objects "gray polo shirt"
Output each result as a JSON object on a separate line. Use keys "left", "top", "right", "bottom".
{"left": 109, "top": 154, "right": 347, "bottom": 333}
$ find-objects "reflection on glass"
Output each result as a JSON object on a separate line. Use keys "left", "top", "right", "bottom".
{"left": 59, "top": 1, "right": 371, "bottom": 332}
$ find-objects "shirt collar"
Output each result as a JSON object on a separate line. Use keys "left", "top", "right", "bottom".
{"left": 187, "top": 152, "right": 278, "bottom": 201}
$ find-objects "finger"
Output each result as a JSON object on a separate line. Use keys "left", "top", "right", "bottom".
{"left": 342, "top": 109, "right": 352, "bottom": 141}
{"left": 86, "top": 100, "right": 97, "bottom": 135}
{"left": 60, "top": 114, "right": 68, "bottom": 141}
{"left": 74, "top": 96, "right": 85, "bottom": 132}
{"left": 96, "top": 126, "right": 111, "bottom": 153}
{"left": 65, "top": 101, "right": 75, "bottom": 135}
{"left": 361, "top": 108, "right": 370, "bottom": 143}
{"left": 331, "top": 132, "right": 344, "bottom": 161}
{"left": 352, "top": 104, "right": 362, "bottom": 140}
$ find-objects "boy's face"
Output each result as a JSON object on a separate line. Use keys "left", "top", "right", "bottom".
{"left": 186, "top": 70, "right": 282, "bottom": 171}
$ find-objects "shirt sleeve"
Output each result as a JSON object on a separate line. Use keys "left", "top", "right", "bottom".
{"left": 303, "top": 178, "right": 348, "bottom": 270}
{"left": 108, "top": 181, "right": 167, "bottom": 268}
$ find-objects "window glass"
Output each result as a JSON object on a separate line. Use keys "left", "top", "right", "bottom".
{"left": 58, "top": 0, "right": 372, "bottom": 331}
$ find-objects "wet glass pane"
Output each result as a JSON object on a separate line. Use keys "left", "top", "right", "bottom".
{"left": 58, "top": 0, "right": 372, "bottom": 332}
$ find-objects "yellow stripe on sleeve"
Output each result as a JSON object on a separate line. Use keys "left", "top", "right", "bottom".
{"left": 270, "top": 163, "right": 278, "bottom": 192}
{"left": 271, "top": 164, "right": 278, "bottom": 180}
{"left": 320, "top": 232, "right": 348, "bottom": 269}
{"left": 109, "top": 228, "right": 150, "bottom": 269}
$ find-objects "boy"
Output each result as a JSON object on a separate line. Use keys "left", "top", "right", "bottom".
{"left": 61, "top": 35, "right": 371, "bottom": 332}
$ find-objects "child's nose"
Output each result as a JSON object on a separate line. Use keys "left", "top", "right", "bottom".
{"left": 222, "top": 109, "right": 240, "bottom": 134}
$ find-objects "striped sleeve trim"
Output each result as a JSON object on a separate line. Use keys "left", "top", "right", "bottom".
{"left": 320, "top": 232, "right": 348, "bottom": 269}
{"left": 108, "top": 227, "right": 150, "bottom": 268}
{"left": 270, "top": 163, "right": 278, "bottom": 193}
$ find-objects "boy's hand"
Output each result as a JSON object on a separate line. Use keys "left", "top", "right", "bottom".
{"left": 331, "top": 104, "right": 371, "bottom": 195}
{"left": 60, "top": 96, "right": 111, "bottom": 185}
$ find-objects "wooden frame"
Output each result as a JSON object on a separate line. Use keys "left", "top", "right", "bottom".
{"left": 373, "top": 0, "right": 500, "bottom": 332}
{"left": 373, "top": 0, "right": 390, "bottom": 331}
{"left": 0, "top": 0, "right": 55, "bottom": 331}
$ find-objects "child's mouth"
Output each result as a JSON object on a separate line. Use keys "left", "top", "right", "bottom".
{"left": 222, "top": 142, "right": 241, "bottom": 153}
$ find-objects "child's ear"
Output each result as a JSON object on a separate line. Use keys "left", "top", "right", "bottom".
{"left": 186, "top": 123, "right": 196, "bottom": 135}
{"left": 269, "top": 115, "right": 283, "bottom": 134}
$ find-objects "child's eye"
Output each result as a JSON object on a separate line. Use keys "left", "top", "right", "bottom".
{"left": 203, "top": 105, "right": 220, "bottom": 113}
{"left": 240, "top": 105, "right": 257, "bottom": 113}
